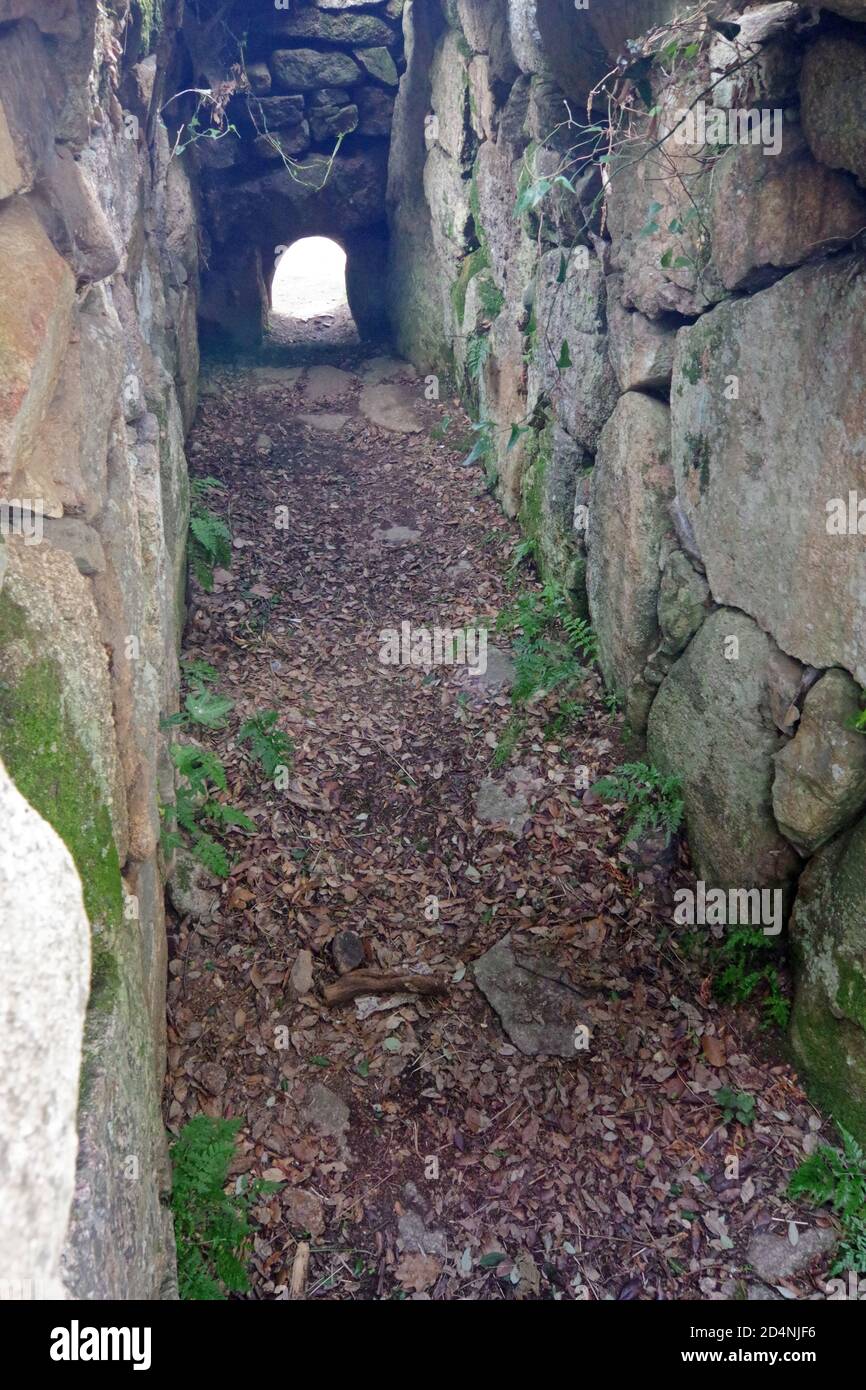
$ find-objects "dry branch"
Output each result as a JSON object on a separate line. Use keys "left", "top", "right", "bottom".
{"left": 322, "top": 970, "right": 449, "bottom": 1006}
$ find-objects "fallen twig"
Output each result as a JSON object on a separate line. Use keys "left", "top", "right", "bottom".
{"left": 322, "top": 970, "right": 449, "bottom": 1006}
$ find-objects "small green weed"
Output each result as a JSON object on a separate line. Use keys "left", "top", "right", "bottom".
{"left": 592, "top": 761, "right": 684, "bottom": 845}
{"left": 713, "top": 924, "right": 790, "bottom": 1029}
{"left": 189, "top": 479, "right": 232, "bottom": 593}
{"left": 162, "top": 744, "right": 253, "bottom": 878}
{"left": 171, "top": 1115, "right": 281, "bottom": 1300}
{"left": 715, "top": 1087, "right": 756, "bottom": 1127}
{"left": 238, "top": 710, "right": 294, "bottom": 780}
{"left": 789, "top": 1124, "right": 866, "bottom": 1275}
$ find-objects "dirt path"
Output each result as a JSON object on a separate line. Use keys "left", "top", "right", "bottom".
{"left": 165, "top": 333, "right": 834, "bottom": 1302}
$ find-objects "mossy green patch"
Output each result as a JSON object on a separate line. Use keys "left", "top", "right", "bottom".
{"left": 792, "top": 988, "right": 866, "bottom": 1142}
{"left": 450, "top": 245, "right": 489, "bottom": 327}
{"left": 836, "top": 957, "right": 866, "bottom": 1034}
{"left": 0, "top": 593, "right": 124, "bottom": 1005}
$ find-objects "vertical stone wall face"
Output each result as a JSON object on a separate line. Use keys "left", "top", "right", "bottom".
{"left": 386, "top": 0, "right": 866, "bottom": 1137}
{"left": 0, "top": 1, "right": 198, "bottom": 1296}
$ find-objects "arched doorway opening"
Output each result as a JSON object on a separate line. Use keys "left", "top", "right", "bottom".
{"left": 270, "top": 236, "right": 359, "bottom": 348}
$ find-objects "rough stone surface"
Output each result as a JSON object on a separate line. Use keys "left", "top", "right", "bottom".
{"left": 333, "top": 930, "right": 365, "bottom": 974}
{"left": 303, "top": 365, "right": 356, "bottom": 402}
{"left": 670, "top": 258, "right": 866, "bottom": 687}
{"left": 747, "top": 1227, "right": 837, "bottom": 1284}
{"left": 708, "top": 123, "right": 866, "bottom": 291}
{"left": 528, "top": 249, "right": 618, "bottom": 454}
{"left": 0, "top": 198, "right": 75, "bottom": 496}
{"left": 587, "top": 392, "right": 674, "bottom": 730}
{"left": 607, "top": 274, "right": 677, "bottom": 392}
{"left": 360, "top": 382, "right": 422, "bottom": 432}
{"left": 284, "top": 1189, "right": 325, "bottom": 1238}
{"left": 0, "top": 18, "right": 62, "bottom": 198}
{"left": 271, "top": 48, "right": 363, "bottom": 93}
{"left": 473, "top": 933, "right": 589, "bottom": 1057}
{"left": 475, "top": 768, "right": 540, "bottom": 835}
{"left": 0, "top": 756, "right": 90, "bottom": 1298}
{"left": 656, "top": 548, "right": 711, "bottom": 659}
{"left": 355, "top": 46, "right": 399, "bottom": 86}
{"left": 647, "top": 610, "right": 801, "bottom": 891}
{"left": 773, "top": 669, "right": 866, "bottom": 856}
{"left": 167, "top": 848, "right": 219, "bottom": 924}
{"left": 801, "top": 35, "right": 866, "bottom": 187}
{"left": 303, "top": 1083, "right": 350, "bottom": 1140}
{"left": 791, "top": 813, "right": 866, "bottom": 1140}
{"left": 0, "top": 2, "right": 197, "bottom": 1299}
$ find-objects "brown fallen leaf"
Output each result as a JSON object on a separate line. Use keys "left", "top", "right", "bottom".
{"left": 702, "top": 1034, "right": 726, "bottom": 1068}
{"left": 395, "top": 1253, "right": 442, "bottom": 1292}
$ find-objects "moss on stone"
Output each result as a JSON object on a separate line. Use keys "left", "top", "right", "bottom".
{"left": 0, "top": 593, "right": 124, "bottom": 1004}
{"left": 519, "top": 427, "right": 548, "bottom": 542}
{"left": 835, "top": 957, "right": 866, "bottom": 1034}
{"left": 450, "top": 245, "right": 489, "bottom": 327}
{"left": 791, "top": 987, "right": 866, "bottom": 1141}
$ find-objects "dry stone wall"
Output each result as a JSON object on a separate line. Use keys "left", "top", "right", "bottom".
{"left": 189, "top": 0, "right": 406, "bottom": 346}
{"left": 0, "top": 0, "right": 198, "bottom": 1297}
{"left": 386, "top": 0, "right": 866, "bottom": 1137}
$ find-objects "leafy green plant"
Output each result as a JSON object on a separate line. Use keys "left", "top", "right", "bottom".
{"left": 163, "top": 744, "right": 254, "bottom": 878}
{"left": 164, "top": 660, "right": 234, "bottom": 731}
{"left": 189, "top": 479, "right": 232, "bottom": 593}
{"left": 491, "top": 580, "right": 595, "bottom": 762}
{"left": 788, "top": 1124, "right": 866, "bottom": 1274}
{"left": 508, "top": 536, "right": 538, "bottom": 577}
{"left": 466, "top": 331, "right": 491, "bottom": 383}
{"left": 713, "top": 924, "right": 790, "bottom": 1029}
{"left": 171, "top": 1115, "right": 281, "bottom": 1300}
{"left": 715, "top": 1087, "right": 756, "bottom": 1127}
{"left": 592, "top": 761, "right": 684, "bottom": 845}
{"left": 463, "top": 418, "right": 498, "bottom": 490}
{"left": 477, "top": 277, "right": 505, "bottom": 320}
{"left": 238, "top": 710, "right": 294, "bottom": 780}
{"left": 492, "top": 713, "right": 526, "bottom": 769}
{"left": 544, "top": 698, "right": 585, "bottom": 740}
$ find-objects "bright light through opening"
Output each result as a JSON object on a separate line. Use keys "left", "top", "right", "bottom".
{"left": 272, "top": 236, "right": 348, "bottom": 320}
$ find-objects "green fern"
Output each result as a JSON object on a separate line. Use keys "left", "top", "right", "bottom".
{"left": 592, "top": 761, "right": 684, "bottom": 845}
{"left": 171, "top": 1116, "right": 281, "bottom": 1300}
{"left": 492, "top": 713, "right": 525, "bottom": 769}
{"left": 190, "top": 511, "right": 232, "bottom": 592}
{"left": 166, "top": 744, "right": 252, "bottom": 879}
{"left": 238, "top": 710, "right": 295, "bottom": 780}
{"left": 713, "top": 924, "right": 790, "bottom": 1030}
{"left": 789, "top": 1125, "right": 866, "bottom": 1274}
{"left": 188, "top": 477, "right": 231, "bottom": 592}
{"left": 466, "top": 332, "right": 491, "bottom": 383}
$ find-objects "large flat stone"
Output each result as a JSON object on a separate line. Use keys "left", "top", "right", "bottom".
{"left": 0, "top": 756, "right": 90, "bottom": 1298}
{"left": 801, "top": 35, "right": 866, "bottom": 186}
{"left": 773, "top": 669, "right": 866, "bottom": 855}
{"left": 0, "top": 199, "right": 75, "bottom": 499}
{"left": 271, "top": 48, "right": 362, "bottom": 93}
{"left": 670, "top": 257, "right": 866, "bottom": 686}
{"left": 587, "top": 392, "right": 674, "bottom": 730}
{"left": 790, "top": 813, "right": 866, "bottom": 1141}
{"left": 360, "top": 382, "right": 422, "bottom": 432}
{"left": 647, "top": 609, "right": 801, "bottom": 892}
{"left": 473, "top": 933, "right": 589, "bottom": 1057}
{"left": 708, "top": 123, "right": 866, "bottom": 291}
